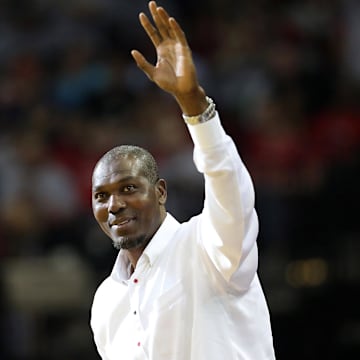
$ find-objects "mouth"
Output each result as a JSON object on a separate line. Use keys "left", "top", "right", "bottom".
{"left": 109, "top": 217, "right": 135, "bottom": 230}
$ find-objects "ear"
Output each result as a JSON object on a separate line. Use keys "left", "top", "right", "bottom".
{"left": 156, "top": 179, "right": 167, "bottom": 205}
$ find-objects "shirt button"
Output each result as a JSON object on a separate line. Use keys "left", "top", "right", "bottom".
{"left": 133, "top": 310, "right": 137, "bottom": 315}
{"left": 133, "top": 278, "right": 139, "bottom": 283}
{"left": 137, "top": 342, "right": 141, "bottom": 347}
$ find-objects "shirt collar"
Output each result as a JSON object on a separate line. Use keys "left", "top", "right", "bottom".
{"left": 110, "top": 213, "right": 180, "bottom": 283}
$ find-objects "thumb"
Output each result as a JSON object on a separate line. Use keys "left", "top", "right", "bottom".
{"left": 131, "top": 50, "right": 155, "bottom": 81}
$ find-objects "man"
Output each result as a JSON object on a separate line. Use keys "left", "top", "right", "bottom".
{"left": 90, "top": 1, "right": 276, "bottom": 359}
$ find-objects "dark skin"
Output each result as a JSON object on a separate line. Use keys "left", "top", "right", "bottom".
{"left": 131, "top": 1, "right": 208, "bottom": 115}
{"left": 92, "top": 155, "right": 167, "bottom": 268}
{"left": 92, "top": 1, "right": 209, "bottom": 270}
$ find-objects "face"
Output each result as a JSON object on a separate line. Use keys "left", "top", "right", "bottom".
{"left": 92, "top": 155, "right": 167, "bottom": 251}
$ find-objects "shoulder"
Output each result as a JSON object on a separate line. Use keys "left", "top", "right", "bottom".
{"left": 92, "top": 276, "right": 117, "bottom": 310}
{"left": 93, "top": 275, "right": 112, "bottom": 295}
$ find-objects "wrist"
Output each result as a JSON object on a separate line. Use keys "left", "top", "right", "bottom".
{"left": 182, "top": 96, "right": 216, "bottom": 125}
{"left": 175, "top": 86, "right": 208, "bottom": 116}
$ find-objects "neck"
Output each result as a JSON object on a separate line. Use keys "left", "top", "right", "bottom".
{"left": 126, "top": 210, "right": 167, "bottom": 270}
{"left": 125, "top": 247, "right": 144, "bottom": 271}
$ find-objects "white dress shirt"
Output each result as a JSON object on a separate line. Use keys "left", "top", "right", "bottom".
{"left": 90, "top": 112, "right": 276, "bottom": 359}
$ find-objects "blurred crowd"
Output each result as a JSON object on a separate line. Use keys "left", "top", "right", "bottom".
{"left": 0, "top": 0, "right": 359, "bottom": 359}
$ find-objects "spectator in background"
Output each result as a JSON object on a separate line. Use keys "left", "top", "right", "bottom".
{"left": 0, "top": 129, "right": 80, "bottom": 255}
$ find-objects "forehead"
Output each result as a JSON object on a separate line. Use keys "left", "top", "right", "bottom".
{"left": 92, "top": 156, "right": 144, "bottom": 187}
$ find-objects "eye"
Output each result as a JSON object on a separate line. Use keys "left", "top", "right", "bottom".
{"left": 94, "top": 192, "right": 108, "bottom": 200}
{"left": 123, "top": 185, "right": 136, "bottom": 192}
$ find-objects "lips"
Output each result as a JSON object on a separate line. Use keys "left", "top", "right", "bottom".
{"left": 109, "top": 216, "right": 135, "bottom": 228}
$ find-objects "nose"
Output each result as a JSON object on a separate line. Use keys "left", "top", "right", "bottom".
{"left": 108, "top": 194, "right": 126, "bottom": 214}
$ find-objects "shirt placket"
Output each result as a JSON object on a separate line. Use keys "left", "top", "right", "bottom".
{"left": 128, "top": 258, "right": 149, "bottom": 359}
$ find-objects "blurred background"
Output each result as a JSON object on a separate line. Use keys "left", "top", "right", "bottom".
{"left": 0, "top": 0, "right": 359, "bottom": 359}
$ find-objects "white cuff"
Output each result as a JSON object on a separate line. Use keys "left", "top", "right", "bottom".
{"left": 187, "top": 112, "right": 227, "bottom": 150}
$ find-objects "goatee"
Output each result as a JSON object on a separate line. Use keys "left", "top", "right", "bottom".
{"left": 112, "top": 235, "right": 148, "bottom": 251}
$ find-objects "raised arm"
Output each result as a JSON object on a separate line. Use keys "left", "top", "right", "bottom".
{"left": 132, "top": 2, "right": 259, "bottom": 286}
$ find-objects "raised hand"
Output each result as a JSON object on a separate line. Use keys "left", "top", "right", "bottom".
{"left": 131, "top": 1, "right": 208, "bottom": 116}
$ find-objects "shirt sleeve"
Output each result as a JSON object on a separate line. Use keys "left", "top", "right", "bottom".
{"left": 187, "top": 112, "right": 259, "bottom": 287}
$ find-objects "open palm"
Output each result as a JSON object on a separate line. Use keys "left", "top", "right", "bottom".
{"left": 131, "top": 2, "right": 199, "bottom": 97}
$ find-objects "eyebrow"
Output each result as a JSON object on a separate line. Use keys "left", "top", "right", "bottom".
{"left": 92, "top": 176, "right": 141, "bottom": 192}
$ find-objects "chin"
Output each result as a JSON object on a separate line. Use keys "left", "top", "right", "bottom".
{"left": 112, "top": 235, "right": 148, "bottom": 251}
